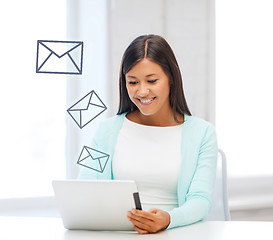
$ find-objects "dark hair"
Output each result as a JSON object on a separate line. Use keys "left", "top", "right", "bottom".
{"left": 117, "top": 34, "right": 191, "bottom": 122}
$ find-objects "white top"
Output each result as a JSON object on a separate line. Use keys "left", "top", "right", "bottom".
{"left": 113, "top": 117, "right": 182, "bottom": 211}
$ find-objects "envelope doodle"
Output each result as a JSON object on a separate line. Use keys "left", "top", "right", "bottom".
{"left": 67, "top": 90, "right": 107, "bottom": 129}
{"left": 77, "top": 146, "right": 110, "bottom": 173}
{"left": 36, "top": 40, "right": 83, "bottom": 74}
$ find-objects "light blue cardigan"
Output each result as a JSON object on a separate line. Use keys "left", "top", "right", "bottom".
{"left": 78, "top": 113, "right": 218, "bottom": 229}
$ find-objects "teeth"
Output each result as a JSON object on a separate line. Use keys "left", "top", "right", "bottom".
{"left": 140, "top": 98, "right": 153, "bottom": 103}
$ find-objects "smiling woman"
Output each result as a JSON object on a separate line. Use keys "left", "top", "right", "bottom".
{"left": 78, "top": 35, "right": 218, "bottom": 234}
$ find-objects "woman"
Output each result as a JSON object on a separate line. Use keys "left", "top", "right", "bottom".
{"left": 79, "top": 34, "right": 218, "bottom": 234}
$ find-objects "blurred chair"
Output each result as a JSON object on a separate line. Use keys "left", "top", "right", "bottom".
{"left": 205, "top": 149, "right": 231, "bottom": 221}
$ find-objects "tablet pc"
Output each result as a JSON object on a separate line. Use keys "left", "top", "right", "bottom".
{"left": 52, "top": 179, "right": 141, "bottom": 231}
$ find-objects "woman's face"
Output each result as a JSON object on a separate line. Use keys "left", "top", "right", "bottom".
{"left": 125, "top": 58, "right": 171, "bottom": 117}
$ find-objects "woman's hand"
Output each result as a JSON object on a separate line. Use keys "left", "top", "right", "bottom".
{"left": 127, "top": 208, "right": 170, "bottom": 234}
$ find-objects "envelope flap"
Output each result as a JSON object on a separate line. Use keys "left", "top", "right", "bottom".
{"left": 40, "top": 41, "right": 81, "bottom": 58}
{"left": 68, "top": 92, "right": 92, "bottom": 111}
{"left": 78, "top": 146, "right": 91, "bottom": 161}
{"left": 85, "top": 147, "right": 109, "bottom": 160}
{"left": 90, "top": 91, "right": 107, "bottom": 108}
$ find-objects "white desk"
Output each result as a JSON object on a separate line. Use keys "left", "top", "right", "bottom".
{"left": 1, "top": 216, "right": 272, "bottom": 240}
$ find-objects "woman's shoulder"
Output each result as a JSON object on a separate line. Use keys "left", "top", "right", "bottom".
{"left": 183, "top": 115, "right": 216, "bottom": 136}
{"left": 183, "top": 115, "right": 217, "bottom": 146}
{"left": 101, "top": 113, "right": 126, "bottom": 125}
{"left": 96, "top": 113, "right": 126, "bottom": 132}
{"left": 185, "top": 114, "right": 214, "bottom": 128}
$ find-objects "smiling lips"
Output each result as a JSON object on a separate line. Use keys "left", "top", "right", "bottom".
{"left": 138, "top": 97, "right": 156, "bottom": 105}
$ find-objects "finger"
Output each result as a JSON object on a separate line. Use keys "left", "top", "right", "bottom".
{"left": 134, "top": 225, "right": 149, "bottom": 234}
{"left": 128, "top": 210, "right": 154, "bottom": 225}
{"left": 128, "top": 213, "right": 152, "bottom": 229}
{"left": 148, "top": 208, "right": 159, "bottom": 214}
{"left": 131, "top": 209, "right": 155, "bottom": 221}
{"left": 129, "top": 216, "right": 153, "bottom": 231}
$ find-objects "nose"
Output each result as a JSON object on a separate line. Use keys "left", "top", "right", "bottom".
{"left": 137, "top": 83, "right": 149, "bottom": 97}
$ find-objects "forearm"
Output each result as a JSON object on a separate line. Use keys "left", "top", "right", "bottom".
{"left": 167, "top": 197, "right": 210, "bottom": 229}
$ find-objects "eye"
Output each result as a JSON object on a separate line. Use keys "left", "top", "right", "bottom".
{"left": 148, "top": 79, "right": 158, "bottom": 83}
{"left": 128, "top": 81, "right": 138, "bottom": 85}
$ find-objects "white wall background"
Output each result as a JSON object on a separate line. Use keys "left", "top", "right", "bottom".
{"left": 216, "top": 0, "right": 273, "bottom": 212}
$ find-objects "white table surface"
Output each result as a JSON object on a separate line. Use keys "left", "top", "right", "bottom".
{"left": 0, "top": 216, "right": 272, "bottom": 240}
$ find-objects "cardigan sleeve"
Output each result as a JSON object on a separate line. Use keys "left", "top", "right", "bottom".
{"left": 167, "top": 123, "right": 218, "bottom": 229}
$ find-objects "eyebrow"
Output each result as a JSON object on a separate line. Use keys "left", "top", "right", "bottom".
{"left": 146, "top": 74, "right": 157, "bottom": 77}
{"left": 127, "top": 74, "right": 157, "bottom": 79}
{"left": 127, "top": 75, "right": 137, "bottom": 79}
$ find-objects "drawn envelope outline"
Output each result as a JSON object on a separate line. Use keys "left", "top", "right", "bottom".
{"left": 36, "top": 40, "right": 83, "bottom": 74}
{"left": 77, "top": 146, "right": 110, "bottom": 173}
{"left": 67, "top": 90, "right": 107, "bottom": 129}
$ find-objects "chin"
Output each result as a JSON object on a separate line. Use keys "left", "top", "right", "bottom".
{"left": 138, "top": 109, "right": 156, "bottom": 116}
